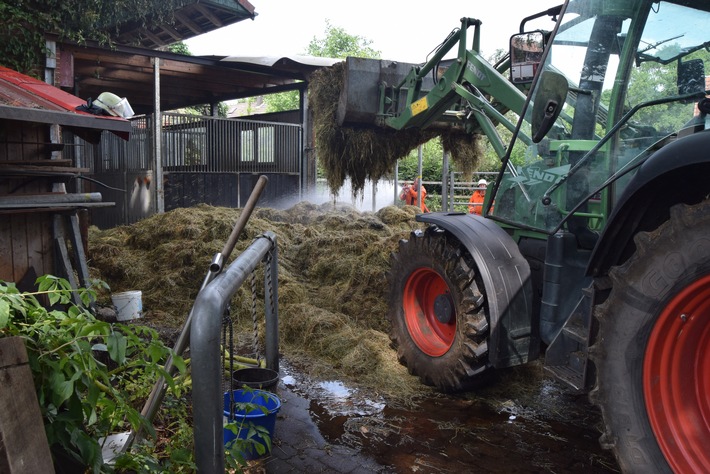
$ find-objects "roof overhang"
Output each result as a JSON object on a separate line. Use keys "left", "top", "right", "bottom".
{"left": 58, "top": 41, "right": 339, "bottom": 114}
{"left": 0, "top": 66, "right": 132, "bottom": 140}
{"left": 114, "top": 0, "right": 257, "bottom": 49}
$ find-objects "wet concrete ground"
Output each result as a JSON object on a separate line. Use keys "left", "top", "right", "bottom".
{"left": 248, "top": 360, "right": 621, "bottom": 473}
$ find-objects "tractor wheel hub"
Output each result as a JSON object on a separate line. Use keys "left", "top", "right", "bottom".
{"left": 433, "top": 294, "right": 453, "bottom": 324}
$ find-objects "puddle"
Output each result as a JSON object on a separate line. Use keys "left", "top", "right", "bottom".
{"left": 279, "top": 360, "right": 620, "bottom": 473}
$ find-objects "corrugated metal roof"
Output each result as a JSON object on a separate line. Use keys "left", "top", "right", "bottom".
{"left": 221, "top": 55, "right": 342, "bottom": 69}
{"left": 0, "top": 66, "right": 131, "bottom": 136}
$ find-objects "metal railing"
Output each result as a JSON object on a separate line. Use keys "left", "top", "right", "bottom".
{"left": 191, "top": 231, "right": 279, "bottom": 473}
{"left": 94, "top": 113, "right": 301, "bottom": 175}
{"left": 161, "top": 113, "right": 301, "bottom": 174}
{"left": 442, "top": 171, "right": 499, "bottom": 212}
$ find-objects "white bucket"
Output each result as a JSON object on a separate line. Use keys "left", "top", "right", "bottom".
{"left": 111, "top": 290, "right": 143, "bottom": 321}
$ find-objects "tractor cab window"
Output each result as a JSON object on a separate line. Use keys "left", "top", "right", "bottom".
{"left": 492, "top": 0, "right": 710, "bottom": 238}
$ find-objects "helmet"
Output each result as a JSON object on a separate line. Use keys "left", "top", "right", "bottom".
{"left": 94, "top": 92, "right": 134, "bottom": 118}
{"left": 477, "top": 179, "right": 488, "bottom": 186}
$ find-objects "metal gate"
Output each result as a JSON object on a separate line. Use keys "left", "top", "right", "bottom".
{"left": 86, "top": 113, "right": 303, "bottom": 229}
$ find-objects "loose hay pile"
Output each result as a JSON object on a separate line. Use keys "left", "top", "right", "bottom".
{"left": 309, "top": 61, "right": 485, "bottom": 196}
{"left": 88, "top": 202, "right": 431, "bottom": 401}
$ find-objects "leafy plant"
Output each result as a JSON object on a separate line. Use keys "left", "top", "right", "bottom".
{"left": 0, "top": 275, "right": 187, "bottom": 473}
{"left": 223, "top": 389, "right": 275, "bottom": 469}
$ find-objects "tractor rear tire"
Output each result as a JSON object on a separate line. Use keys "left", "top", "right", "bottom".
{"left": 387, "top": 227, "right": 491, "bottom": 392}
{"left": 591, "top": 201, "right": 710, "bottom": 473}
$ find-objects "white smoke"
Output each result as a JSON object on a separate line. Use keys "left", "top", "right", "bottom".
{"left": 271, "top": 178, "right": 400, "bottom": 212}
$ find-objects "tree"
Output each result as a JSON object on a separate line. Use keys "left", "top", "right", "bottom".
{"left": 0, "top": 0, "right": 183, "bottom": 76}
{"left": 306, "top": 20, "right": 380, "bottom": 59}
{"left": 262, "top": 20, "right": 381, "bottom": 113}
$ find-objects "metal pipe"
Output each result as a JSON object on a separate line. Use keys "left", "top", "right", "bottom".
{"left": 394, "top": 161, "right": 399, "bottom": 205}
{"left": 264, "top": 237, "right": 279, "bottom": 373}
{"left": 192, "top": 232, "right": 276, "bottom": 474}
{"left": 417, "top": 145, "right": 423, "bottom": 210}
{"left": 0, "top": 193, "right": 103, "bottom": 204}
{"left": 442, "top": 150, "right": 449, "bottom": 212}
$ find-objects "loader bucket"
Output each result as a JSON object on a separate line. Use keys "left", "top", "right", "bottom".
{"left": 336, "top": 57, "right": 436, "bottom": 127}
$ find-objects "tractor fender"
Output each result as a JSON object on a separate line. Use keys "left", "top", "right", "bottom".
{"left": 589, "top": 130, "right": 710, "bottom": 276}
{"left": 416, "top": 212, "right": 539, "bottom": 367}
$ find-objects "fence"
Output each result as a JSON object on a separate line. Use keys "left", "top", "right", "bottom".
{"left": 441, "top": 171, "right": 499, "bottom": 212}
{"left": 85, "top": 113, "right": 303, "bottom": 228}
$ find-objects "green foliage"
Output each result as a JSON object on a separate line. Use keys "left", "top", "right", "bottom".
{"left": 223, "top": 391, "right": 274, "bottom": 468}
{"left": 396, "top": 133, "right": 503, "bottom": 195}
{"left": 0, "top": 275, "right": 187, "bottom": 472}
{"left": 0, "top": 0, "right": 185, "bottom": 75}
{"left": 167, "top": 41, "right": 191, "bottom": 56}
{"left": 0, "top": 2, "right": 46, "bottom": 75}
{"left": 601, "top": 47, "right": 710, "bottom": 136}
{"left": 264, "top": 90, "right": 300, "bottom": 113}
{"left": 306, "top": 19, "right": 381, "bottom": 59}
{"left": 398, "top": 140, "right": 445, "bottom": 189}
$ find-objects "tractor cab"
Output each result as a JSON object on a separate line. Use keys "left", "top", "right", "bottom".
{"left": 491, "top": 0, "right": 710, "bottom": 242}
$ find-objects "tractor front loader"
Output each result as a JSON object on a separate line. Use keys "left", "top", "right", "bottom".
{"left": 334, "top": 1, "right": 710, "bottom": 472}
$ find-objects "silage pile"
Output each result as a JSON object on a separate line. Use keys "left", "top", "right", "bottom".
{"left": 309, "top": 61, "right": 486, "bottom": 196}
{"left": 88, "top": 202, "right": 432, "bottom": 400}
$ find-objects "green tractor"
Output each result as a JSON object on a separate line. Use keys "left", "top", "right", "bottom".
{"left": 338, "top": 0, "right": 709, "bottom": 471}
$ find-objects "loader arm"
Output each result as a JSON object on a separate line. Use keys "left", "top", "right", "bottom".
{"left": 381, "top": 17, "right": 529, "bottom": 147}
{"left": 337, "top": 17, "right": 530, "bottom": 157}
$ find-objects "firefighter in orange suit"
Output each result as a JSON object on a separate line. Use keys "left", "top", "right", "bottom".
{"left": 469, "top": 179, "right": 491, "bottom": 215}
{"left": 400, "top": 177, "right": 430, "bottom": 213}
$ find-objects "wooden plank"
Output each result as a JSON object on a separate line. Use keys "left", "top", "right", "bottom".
{"left": 0, "top": 159, "right": 72, "bottom": 165}
{"left": 0, "top": 213, "right": 12, "bottom": 282}
{"left": 0, "top": 202, "right": 115, "bottom": 212}
{"left": 10, "top": 214, "right": 28, "bottom": 284}
{"left": 0, "top": 165, "right": 90, "bottom": 173}
{"left": 52, "top": 215, "right": 81, "bottom": 305}
{"left": 67, "top": 213, "right": 93, "bottom": 308}
{"left": 0, "top": 337, "right": 55, "bottom": 473}
{"left": 25, "top": 213, "right": 48, "bottom": 281}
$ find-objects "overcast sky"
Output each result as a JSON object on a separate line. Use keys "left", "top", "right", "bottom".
{"left": 185, "top": 1, "right": 562, "bottom": 63}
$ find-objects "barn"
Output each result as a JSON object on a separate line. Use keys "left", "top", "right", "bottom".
{"left": 0, "top": 67, "right": 131, "bottom": 293}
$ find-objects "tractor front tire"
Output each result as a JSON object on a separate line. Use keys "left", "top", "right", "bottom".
{"left": 387, "top": 227, "right": 490, "bottom": 392}
{"left": 592, "top": 201, "right": 710, "bottom": 473}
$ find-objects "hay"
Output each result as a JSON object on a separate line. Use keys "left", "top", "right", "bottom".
{"left": 308, "top": 62, "right": 486, "bottom": 195}
{"left": 440, "top": 131, "right": 486, "bottom": 181}
{"left": 89, "top": 202, "right": 430, "bottom": 400}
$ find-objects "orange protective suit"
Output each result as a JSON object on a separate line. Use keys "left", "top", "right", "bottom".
{"left": 400, "top": 180, "right": 430, "bottom": 213}
{"left": 468, "top": 190, "right": 486, "bottom": 215}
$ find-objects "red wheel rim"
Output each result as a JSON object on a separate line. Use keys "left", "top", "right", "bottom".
{"left": 402, "top": 267, "right": 455, "bottom": 357}
{"left": 644, "top": 274, "right": 710, "bottom": 473}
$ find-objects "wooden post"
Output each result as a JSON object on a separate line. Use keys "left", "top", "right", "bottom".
{"left": 0, "top": 337, "right": 55, "bottom": 473}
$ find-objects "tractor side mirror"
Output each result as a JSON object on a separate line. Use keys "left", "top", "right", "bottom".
{"left": 531, "top": 70, "right": 568, "bottom": 143}
{"left": 678, "top": 58, "right": 705, "bottom": 97}
{"left": 510, "top": 31, "right": 545, "bottom": 84}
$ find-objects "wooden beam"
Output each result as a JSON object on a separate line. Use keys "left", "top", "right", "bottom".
{"left": 194, "top": 4, "right": 224, "bottom": 27}
{"left": 155, "top": 24, "right": 182, "bottom": 42}
{"left": 138, "top": 28, "right": 164, "bottom": 47}
{"left": 174, "top": 11, "right": 203, "bottom": 35}
{"left": 0, "top": 337, "right": 55, "bottom": 474}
